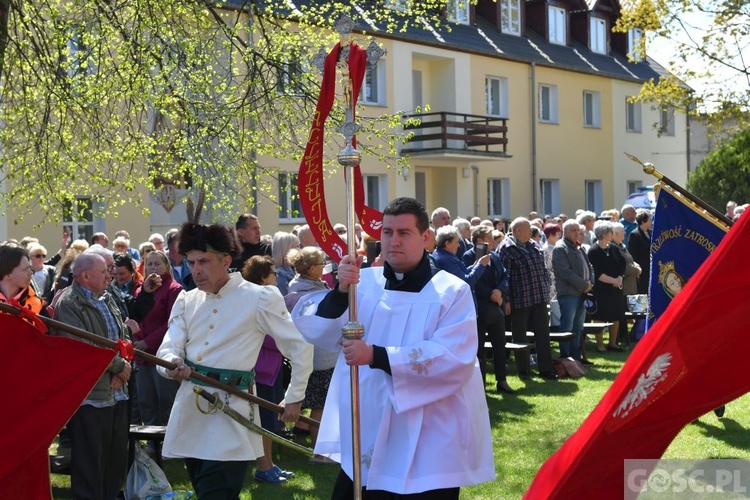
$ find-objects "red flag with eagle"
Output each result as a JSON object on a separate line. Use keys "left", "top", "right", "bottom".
{"left": 525, "top": 200, "right": 750, "bottom": 499}
{"left": 0, "top": 313, "right": 115, "bottom": 499}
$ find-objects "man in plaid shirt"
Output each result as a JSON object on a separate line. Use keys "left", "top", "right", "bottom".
{"left": 499, "top": 217, "right": 557, "bottom": 380}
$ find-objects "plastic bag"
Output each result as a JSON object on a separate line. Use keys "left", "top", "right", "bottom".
{"left": 125, "top": 442, "right": 172, "bottom": 500}
{"left": 626, "top": 294, "right": 649, "bottom": 313}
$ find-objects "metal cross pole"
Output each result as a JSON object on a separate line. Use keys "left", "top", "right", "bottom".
{"left": 334, "top": 13, "right": 365, "bottom": 498}
{"left": 329, "top": 13, "right": 383, "bottom": 498}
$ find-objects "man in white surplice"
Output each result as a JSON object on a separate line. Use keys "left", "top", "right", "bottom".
{"left": 292, "top": 197, "right": 494, "bottom": 499}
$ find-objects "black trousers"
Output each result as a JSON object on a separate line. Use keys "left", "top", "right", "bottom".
{"left": 510, "top": 302, "right": 553, "bottom": 374}
{"left": 184, "top": 458, "right": 249, "bottom": 500}
{"left": 68, "top": 400, "right": 129, "bottom": 500}
{"left": 477, "top": 313, "right": 507, "bottom": 383}
{"left": 331, "top": 469, "right": 460, "bottom": 500}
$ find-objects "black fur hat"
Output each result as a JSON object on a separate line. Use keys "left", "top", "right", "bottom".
{"left": 178, "top": 223, "right": 237, "bottom": 256}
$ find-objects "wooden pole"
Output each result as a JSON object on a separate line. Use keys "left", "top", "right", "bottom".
{"left": 0, "top": 301, "right": 319, "bottom": 428}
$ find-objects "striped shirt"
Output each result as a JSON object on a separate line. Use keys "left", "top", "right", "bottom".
{"left": 81, "top": 287, "right": 128, "bottom": 407}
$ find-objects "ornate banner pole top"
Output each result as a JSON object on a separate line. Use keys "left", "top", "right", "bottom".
{"left": 625, "top": 152, "right": 732, "bottom": 226}
{"left": 300, "top": 14, "right": 386, "bottom": 265}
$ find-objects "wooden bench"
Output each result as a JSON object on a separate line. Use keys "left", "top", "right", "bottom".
{"left": 484, "top": 341, "right": 533, "bottom": 352}
{"left": 583, "top": 322, "right": 614, "bottom": 333}
{"left": 128, "top": 425, "right": 167, "bottom": 467}
{"left": 503, "top": 331, "right": 574, "bottom": 342}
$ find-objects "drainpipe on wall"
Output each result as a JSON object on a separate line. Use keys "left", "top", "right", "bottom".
{"left": 530, "top": 62, "right": 538, "bottom": 212}
{"left": 471, "top": 165, "right": 480, "bottom": 216}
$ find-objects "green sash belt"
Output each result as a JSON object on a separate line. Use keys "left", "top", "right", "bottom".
{"left": 186, "top": 360, "right": 255, "bottom": 391}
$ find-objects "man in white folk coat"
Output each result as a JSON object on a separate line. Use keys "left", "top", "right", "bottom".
{"left": 157, "top": 222, "right": 313, "bottom": 498}
{"left": 292, "top": 197, "right": 494, "bottom": 499}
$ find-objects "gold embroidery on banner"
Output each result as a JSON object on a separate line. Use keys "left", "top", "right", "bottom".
{"left": 408, "top": 348, "right": 434, "bottom": 376}
{"left": 302, "top": 110, "right": 330, "bottom": 242}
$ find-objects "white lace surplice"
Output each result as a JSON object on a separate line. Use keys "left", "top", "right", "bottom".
{"left": 292, "top": 268, "right": 495, "bottom": 494}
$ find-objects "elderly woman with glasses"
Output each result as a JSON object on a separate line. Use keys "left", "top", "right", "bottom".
{"left": 587, "top": 220, "right": 626, "bottom": 352}
{"left": 27, "top": 243, "right": 57, "bottom": 301}
{"left": 284, "top": 246, "right": 337, "bottom": 464}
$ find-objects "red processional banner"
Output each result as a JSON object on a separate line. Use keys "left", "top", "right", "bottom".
{"left": 525, "top": 210, "right": 750, "bottom": 499}
{"left": 0, "top": 313, "right": 116, "bottom": 499}
{"left": 297, "top": 42, "right": 383, "bottom": 263}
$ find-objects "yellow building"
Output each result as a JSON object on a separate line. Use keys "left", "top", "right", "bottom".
{"left": 2, "top": 0, "right": 688, "bottom": 250}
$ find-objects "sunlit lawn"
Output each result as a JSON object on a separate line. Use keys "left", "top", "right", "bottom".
{"left": 50, "top": 344, "right": 750, "bottom": 499}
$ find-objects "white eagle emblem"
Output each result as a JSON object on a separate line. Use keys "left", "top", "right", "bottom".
{"left": 369, "top": 220, "right": 383, "bottom": 230}
{"left": 613, "top": 353, "right": 672, "bottom": 418}
{"left": 332, "top": 242, "right": 344, "bottom": 259}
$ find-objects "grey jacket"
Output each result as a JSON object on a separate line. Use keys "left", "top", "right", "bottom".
{"left": 53, "top": 281, "right": 129, "bottom": 401}
{"left": 552, "top": 238, "right": 595, "bottom": 297}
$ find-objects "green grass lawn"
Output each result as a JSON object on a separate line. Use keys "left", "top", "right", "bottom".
{"left": 50, "top": 347, "right": 750, "bottom": 499}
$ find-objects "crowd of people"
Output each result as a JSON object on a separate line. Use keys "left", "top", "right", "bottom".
{"left": 3, "top": 196, "right": 721, "bottom": 499}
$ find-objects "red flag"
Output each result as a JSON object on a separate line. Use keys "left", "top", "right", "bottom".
{"left": 0, "top": 314, "right": 115, "bottom": 499}
{"left": 525, "top": 209, "right": 750, "bottom": 499}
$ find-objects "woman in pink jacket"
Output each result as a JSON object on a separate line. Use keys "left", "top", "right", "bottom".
{"left": 133, "top": 251, "right": 183, "bottom": 435}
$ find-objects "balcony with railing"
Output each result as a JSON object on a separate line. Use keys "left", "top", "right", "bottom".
{"left": 401, "top": 111, "right": 510, "bottom": 160}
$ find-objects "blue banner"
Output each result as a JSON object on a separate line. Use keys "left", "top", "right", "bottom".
{"left": 648, "top": 185, "right": 729, "bottom": 328}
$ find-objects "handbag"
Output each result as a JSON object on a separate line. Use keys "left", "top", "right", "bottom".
{"left": 584, "top": 293, "right": 597, "bottom": 315}
{"left": 553, "top": 357, "right": 587, "bottom": 378}
{"left": 254, "top": 336, "right": 283, "bottom": 386}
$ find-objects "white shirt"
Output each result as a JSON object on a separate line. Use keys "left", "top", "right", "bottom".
{"left": 292, "top": 268, "right": 495, "bottom": 494}
{"left": 157, "top": 273, "right": 313, "bottom": 460}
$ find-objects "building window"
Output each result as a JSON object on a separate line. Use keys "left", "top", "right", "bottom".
{"left": 540, "top": 179, "right": 560, "bottom": 216}
{"left": 277, "top": 60, "right": 305, "bottom": 96}
{"left": 538, "top": 84, "right": 558, "bottom": 123}
{"left": 63, "top": 197, "right": 94, "bottom": 243}
{"left": 548, "top": 6, "right": 566, "bottom": 45}
{"left": 585, "top": 180, "right": 603, "bottom": 214}
{"left": 488, "top": 178, "right": 511, "bottom": 217}
{"left": 360, "top": 60, "right": 386, "bottom": 106}
{"left": 659, "top": 106, "right": 675, "bottom": 136}
{"left": 583, "top": 91, "right": 601, "bottom": 128}
{"left": 500, "top": 0, "right": 521, "bottom": 36}
{"left": 279, "top": 172, "right": 304, "bottom": 222}
{"left": 447, "top": 0, "right": 470, "bottom": 25}
{"left": 365, "top": 174, "right": 388, "bottom": 211}
{"left": 590, "top": 17, "right": 607, "bottom": 54}
{"left": 486, "top": 76, "right": 509, "bottom": 118}
{"left": 628, "top": 28, "right": 644, "bottom": 61}
{"left": 626, "top": 98, "right": 642, "bottom": 133}
{"left": 415, "top": 171, "right": 427, "bottom": 208}
{"left": 627, "top": 180, "right": 643, "bottom": 196}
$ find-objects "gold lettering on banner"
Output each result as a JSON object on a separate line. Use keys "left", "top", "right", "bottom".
{"left": 684, "top": 228, "right": 717, "bottom": 253}
{"left": 650, "top": 225, "right": 717, "bottom": 255}
{"left": 650, "top": 225, "right": 682, "bottom": 253}
{"left": 316, "top": 221, "right": 333, "bottom": 243}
